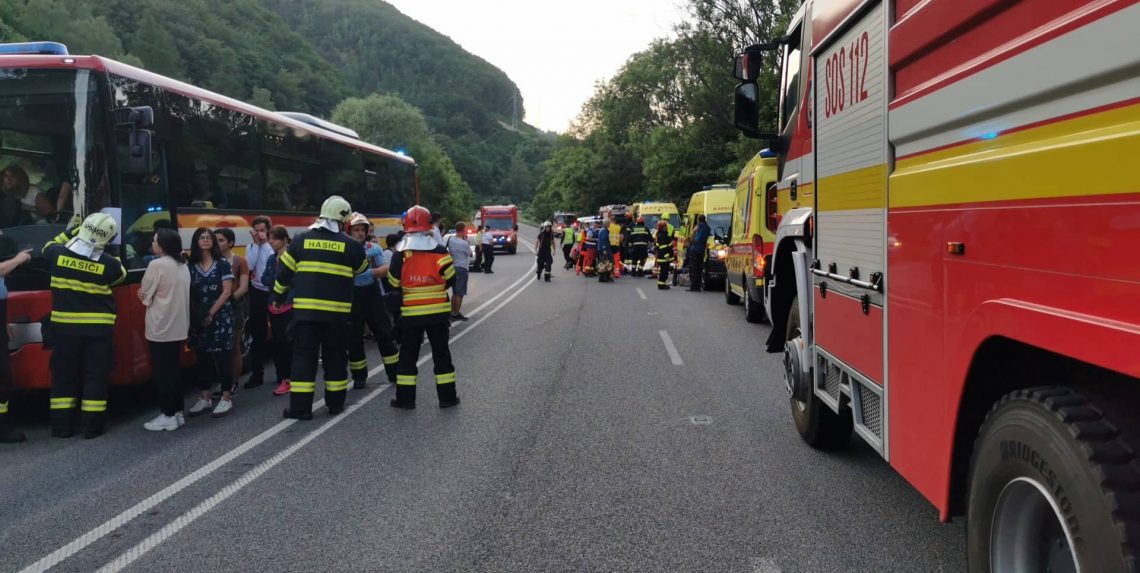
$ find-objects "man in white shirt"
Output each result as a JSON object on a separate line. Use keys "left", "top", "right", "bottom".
{"left": 480, "top": 226, "right": 496, "bottom": 273}
{"left": 243, "top": 215, "right": 274, "bottom": 389}
{"left": 446, "top": 222, "right": 471, "bottom": 321}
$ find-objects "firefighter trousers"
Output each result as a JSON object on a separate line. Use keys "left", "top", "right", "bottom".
{"left": 629, "top": 245, "right": 647, "bottom": 275}
{"left": 562, "top": 244, "right": 573, "bottom": 268}
{"left": 288, "top": 321, "right": 350, "bottom": 415}
{"left": 50, "top": 333, "right": 113, "bottom": 432}
{"left": 657, "top": 259, "right": 673, "bottom": 288}
{"left": 348, "top": 285, "right": 399, "bottom": 385}
{"left": 394, "top": 321, "right": 456, "bottom": 406}
{"left": 536, "top": 251, "right": 553, "bottom": 280}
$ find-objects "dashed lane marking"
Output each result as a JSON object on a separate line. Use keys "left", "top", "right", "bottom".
{"left": 659, "top": 330, "right": 683, "bottom": 366}
{"left": 636, "top": 288, "right": 647, "bottom": 300}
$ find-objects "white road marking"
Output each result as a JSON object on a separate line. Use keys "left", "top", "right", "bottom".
{"left": 751, "top": 557, "right": 782, "bottom": 573}
{"left": 659, "top": 330, "right": 683, "bottom": 366}
{"left": 636, "top": 288, "right": 647, "bottom": 300}
{"left": 20, "top": 259, "right": 538, "bottom": 573}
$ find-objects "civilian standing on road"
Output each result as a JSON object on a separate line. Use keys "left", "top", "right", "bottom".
{"left": 243, "top": 215, "right": 273, "bottom": 389}
{"left": 0, "top": 247, "right": 33, "bottom": 443}
{"left": 388, "top": 205, "right": 459, "bottom": 409}
{"left": 262, "top": 225, "right": 294, "bottom": 396}
{"left": 186, "top": 228, "right": 235, "bottom": 418}
{"left": 44, "top": 213, "right": 126, "bottom": 439}
{"left": 346, "top": 213, "right": 399, "bottom": 389}
{"left": 214, "top": 228, "right": 249, "bottom": 395}
{"left": 447, "top": 221, "right": 471, "bottom": 321}
{"left": 481, "top": 225, "right": 496, "bottom": 273}
{"left": 687, "top": 214, "right": 711, "bottom": 292}
{"left": 536, "top": 221, "right": 554, "bottom": 282}
{"left": 431, "top": 212, "right": 445, "bottom": 246}
{"left": 140, "top": 229, "right": 191, "bottom": 432}
{"left": 471, "top": 225, "right": 484, "bottom": 273}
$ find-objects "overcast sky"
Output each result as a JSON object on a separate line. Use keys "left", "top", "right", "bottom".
{"left": 384, "top": 0, "right": 683, "bottom": 133}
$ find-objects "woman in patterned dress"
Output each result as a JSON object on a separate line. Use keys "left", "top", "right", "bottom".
{"left": 186, "top": 227, "right": 236, "bottom": 418}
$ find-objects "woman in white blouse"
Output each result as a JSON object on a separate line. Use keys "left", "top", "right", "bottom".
{"left": 138, "top": 228, "right": 191, "bottom": 432}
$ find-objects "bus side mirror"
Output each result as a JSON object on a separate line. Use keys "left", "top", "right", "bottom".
{"left": 124, "top": 129, "right": 153, "bottom": 174}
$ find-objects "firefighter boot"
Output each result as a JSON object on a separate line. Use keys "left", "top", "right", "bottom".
{"left": 383, "top": 355, "right": 399, "bottom": 385}
{"left": 351, "top": 368, "right": 369, "bottom": 390}
{"left": 390, "top": 376, "right": 416, "bottom": 409}
{"left": 81, "top": 411, "right": 106, "bottom": 439}
{"left": 283, "top": 383, "right": 315, "bottom": 420}
{"left": 51, "top": 407, "right": 77, "bottom": 438}
{"left": 0, "top": 411, "right": 25, "bottom": 443}
{"left": 325, "top": 380, "right": 349, "bottom": 416}
{"left": 544, "top": 272, "right": 551, "bottom": 282}
{"left": 436, "top": 372, "right": 459, "bottom": 408}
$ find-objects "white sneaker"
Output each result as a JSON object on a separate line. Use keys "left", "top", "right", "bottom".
{"left": 188, "top": 398, "right": 212, "bottom": 417}
{"left": 211, "top": 399, "right": 233, "bottom": 418}
{"left": 144, "top": 414, "right": 180, "bottom": 432}
{"left": 175, "top": 412, "right": 185, "bottom": 427}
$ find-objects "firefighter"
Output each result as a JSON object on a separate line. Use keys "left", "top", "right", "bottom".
{"left": 628, "top": 217, "right": 650, "bottom": 276}
{"left": 536, "top": 221, "right": 555, "bottom": 282}
{"left": 388, "top": 205, "right": 459, "bottom": 409}
{"left": 688, "top": 214, "right": 711, "bottom": 292}
{"left": 654, "top": 219, "right": 676, "bottom": 290}
{"left": 345, "top": 213, "right": 399, "bottom": 390}
{"left": 274, "top": 196, "right": 367, "bottom": 419}
{"left": 44, "top": 213, "right": 127, "bottom": 438}
{"left": 561, "top": 222, "right": 577, "bottom": 269}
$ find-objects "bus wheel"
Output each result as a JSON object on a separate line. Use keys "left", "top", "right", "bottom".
{"left": 724, "top": 276, "right": 741, "bottom": 305}
{"left": 785, "top": 298, "right": 851, "bottom": 449}
{"left": 967, "top": 386, "right": 1140, "bottom": 572}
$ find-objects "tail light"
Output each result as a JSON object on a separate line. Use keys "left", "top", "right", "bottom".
{"left": 765, "top": 183, "right": 779, "bottom": 233}
{"left": 752, "top": 236, "right": 766, "bottom": 277}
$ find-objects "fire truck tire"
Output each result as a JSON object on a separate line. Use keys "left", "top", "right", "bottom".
{"left": 725, "top": 276, "right": 742, "bottom": 305}
{"left": 966, "top": 386, "right": 1140, "bottom": 572}
{"left": 786, "top": 298, "right": 852, "bottom": 450}
{"left": 508, "top": 246, "right": 517, "bottom": 255}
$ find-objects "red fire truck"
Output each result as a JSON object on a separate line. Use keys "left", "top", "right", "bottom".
{"left": 734, "top": 0, "right": 1140, "bottom": 568}
{"left": 480, "top": 204, "right": 519, "bottom": 254}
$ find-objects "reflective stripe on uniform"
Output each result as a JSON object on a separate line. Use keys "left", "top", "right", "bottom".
{"left": 290, "top": 381, "right": 316, "bottom": 393}
{"left": 382, "top": 354, "right": 399, "bottom": 365}
{"left": 0, "top": 401, "right": 8, "bottom": 414}
{"left": 293, "top": 298, "right": 352, "bottom": 313}
{"left": 51, "top": 310, "right": 116, "bottom": 325}
{"left": 403, "top": 291, "right": 447, "bottom": 302}
{"left": 325, "top": 379, "right": 349, "bottom": 392}
{"left": 388, "top": 277, "right": 401, "bottom": 288}
{"left": 280, "top": 251, "right": 297, "bottom": 271}
{"left": 442, "top": 265, "right": 456, "bottom": 280}
{"left": 50, "top": 397, "right": 78, "bottom": 409}
{"left": 274, "top": 280, "right": 289, "bottom": 295}
{"left": 403, "top": 285, "right": 444, "bottom": 293}
{"left": 296, "top": 260, "right": 354, "bottom": 278}
{"left": 436, "top": 372, "right": 456, "bottom": 385}
{"left": 81, "top": 399, "right": 107, "bottom": 412}
{"left": 50, "top": 276, "right": 112, "bottom": 295}
{"left": 402, "top": 302, "right": 451, "bottom": 317}
{"left": 396, "top": 374, "right": 417, "bottom": 386}
{"left": 349, "top": 359, "right": 368, "bottom": 370}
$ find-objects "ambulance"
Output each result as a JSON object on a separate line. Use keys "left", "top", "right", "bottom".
{"left": 683, "top": 185, "right": 733, "bottom": 288}
{"left": 733, "top": 0, "right": 1140, "bottom": 567}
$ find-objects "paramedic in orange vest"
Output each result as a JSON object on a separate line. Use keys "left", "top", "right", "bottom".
{"left": 387, "top": 206, "right": 460, "bottom": 409}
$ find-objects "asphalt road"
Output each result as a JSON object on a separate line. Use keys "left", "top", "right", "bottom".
{"left": 1, "top": 224, "right": 965, "bottom": 572}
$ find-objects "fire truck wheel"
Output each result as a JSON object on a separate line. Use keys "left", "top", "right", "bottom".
{"left": 967, "top": 386, "right": 1140, "bottom": 572}
{"left": 724, "top": 276, "right": 742, "bottom": 305}
{"left": 785, "top": 298, "right": 852, "bottom": 450}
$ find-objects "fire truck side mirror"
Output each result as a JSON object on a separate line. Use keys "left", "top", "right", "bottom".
{"left": 734, "top": 82, "right": 776, "bottom": 141}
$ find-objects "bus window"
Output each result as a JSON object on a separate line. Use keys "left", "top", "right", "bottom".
{"left": 321, "top": 141, "right": 365, "bottom": 212}
{"left": 362, "top": 158, "right": 416, "bottom": 215}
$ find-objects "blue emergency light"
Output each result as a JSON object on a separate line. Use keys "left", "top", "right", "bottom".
{"left": 760, "top": 149, "right": 777, "bottom": 158}
{"left": 0, "top": 42, "right": 70, "bottom": 55}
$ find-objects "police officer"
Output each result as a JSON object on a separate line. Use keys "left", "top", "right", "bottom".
{"left": 274, "top": 196, "right": 367, "bottom": 419}
{"left": 628, "top": 217, "right": 650, "bottom": 276}
{"left": 655, "top": 219, "right": 676, "bottom": 290}
{"left": 44, "top": 213, "right": 127, "bottom": 438}
{"left": 536, "top": 221, "right": 554, "bottom": 282}
{"left": 388, "top": 206, "right": 459, "bottom": 409}
{"left": 345, "top": 213, "right": 399, "bottom": 390}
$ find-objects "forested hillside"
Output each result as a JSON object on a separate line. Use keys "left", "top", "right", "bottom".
{"left": 0, "top": 0, "right": 552, "bottom": 216}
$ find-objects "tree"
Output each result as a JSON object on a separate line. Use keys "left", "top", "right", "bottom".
{"left": 131, "top": 12, "right": 186, "bottom": 78}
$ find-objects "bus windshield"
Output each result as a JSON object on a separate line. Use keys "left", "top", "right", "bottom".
{"left": 0, "top": 68, "right": 107, "bottom": 290}
{"left": 485, "top": 217, "right": 514, "bottom": 230}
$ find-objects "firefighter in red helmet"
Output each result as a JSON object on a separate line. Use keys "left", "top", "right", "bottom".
{"left": 387, "top": 205, "right": 460, "bottom": 409}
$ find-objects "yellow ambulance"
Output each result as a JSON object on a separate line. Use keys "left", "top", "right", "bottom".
{"left": 682, "top": 185, "right": 734, "bottom": 287}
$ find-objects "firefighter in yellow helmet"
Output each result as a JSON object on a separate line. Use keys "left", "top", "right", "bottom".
{"left": 274, "top": 196, "right": 367, "bottom": 419}
{"left": 345, "top": 212, "right": 399, "bottom": 389}
{"left": 387, "top": 205, "right": 459, "bottom": 409}
{"left": 44, "top": 212, "right": 127, "bottom": 438}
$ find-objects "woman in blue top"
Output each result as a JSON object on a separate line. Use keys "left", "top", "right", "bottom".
{"left": 186, "top": 228, "right": 235, "bottom": 418}
{"left": 0, "top": 248, "right": 32, "bottom": 443}
{"left": 346, "top": 213, "right": 399, "bottom": 389}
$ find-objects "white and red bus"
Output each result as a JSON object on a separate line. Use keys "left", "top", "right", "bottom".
{"left": 734, "top": 0, "right": 1140, "bottom": 568}
{"left": 0, "top": 45, "right": 418, "bottom": 391}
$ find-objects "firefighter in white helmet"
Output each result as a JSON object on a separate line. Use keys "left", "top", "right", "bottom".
{"left": 43, "top": 212, "right": 127, "bottom": 438}
{"left": 273, "top": 196, "right": 367, "bottom": 419}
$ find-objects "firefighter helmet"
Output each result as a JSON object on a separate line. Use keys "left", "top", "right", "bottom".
{"left": 347, "top": 212, "right": 371, "bottom": 231}
{"left": 319, "top": 195, "right": 353, "bottom": 223}
{"left": 77, "top": 212, "right": 117, "bottom": 248}
{"left": 541, "top": 220, "right": 552, "bottom": 229}
{"left": 637, "top": 216, "right": 645, "bottom": 224}
{"left": 403, "top": 205, "right": 433, "bottom": 233}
